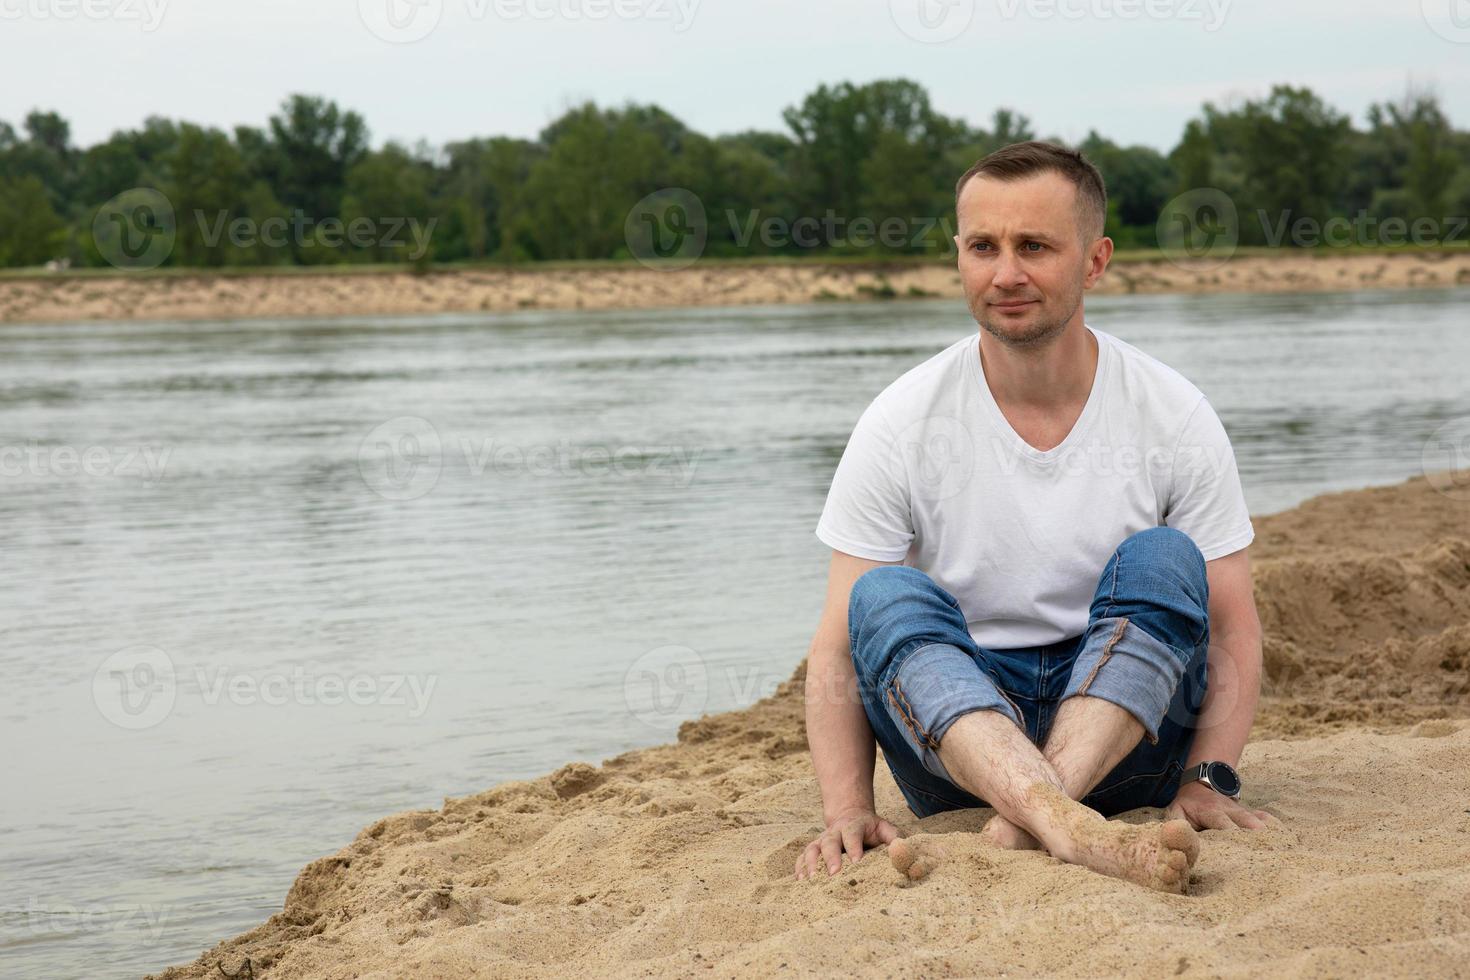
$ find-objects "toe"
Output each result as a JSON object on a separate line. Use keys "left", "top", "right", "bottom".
{"left": 1160, "top": 820, "right": 1200, "bottom": 866}
{"left": 889, "top": 840, "right": 915, "bottom": 874}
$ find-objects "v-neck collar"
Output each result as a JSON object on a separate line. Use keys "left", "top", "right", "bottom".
{"left": 967, "top": 324, "right": 1112, "bottom": 465}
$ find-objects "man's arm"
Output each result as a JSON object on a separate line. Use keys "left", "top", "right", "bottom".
{"left": 795, "top": 549, "right": 900, "bottom": 878}
{"left": 1165, "top": 546, "right": 1276, "bottom": 830}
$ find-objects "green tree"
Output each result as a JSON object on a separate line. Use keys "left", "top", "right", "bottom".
{"left": 341, "top": 143, "right": 436, "bottom": 263}
{"left": 267, "top": 95, "right": 369, "bottom": 221}
{"left": 518, "top": 103, "right": 680, "bottom": 260}
{"left": 0, "top": 175, "right": 65, "bottom": 266}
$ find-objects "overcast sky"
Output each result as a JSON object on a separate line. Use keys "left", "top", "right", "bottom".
{"left": 4, "top": 0, "right": 1468, "bottom": 152}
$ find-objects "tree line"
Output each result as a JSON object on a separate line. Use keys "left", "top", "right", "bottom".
{"left": 0, "top": 79, "right": 1465, "bottom": 269}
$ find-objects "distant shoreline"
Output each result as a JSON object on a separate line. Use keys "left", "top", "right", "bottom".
{"left": 3, "top": 249, "right": 1468, "bottom": 324}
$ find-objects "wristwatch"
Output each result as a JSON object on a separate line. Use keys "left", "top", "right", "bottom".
{"left": 1182, "top": 761, "right": 1241, "bottom": 799}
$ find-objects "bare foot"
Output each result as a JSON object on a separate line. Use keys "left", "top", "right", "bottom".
{"left": 981, "top": 814, "right": 1041, "bottom": 851}
{"left": 888, "top": 838, "right": 943, "bottom": 881}
{"left": 1027, "top": 783, "right": 1200, "bottom": 894}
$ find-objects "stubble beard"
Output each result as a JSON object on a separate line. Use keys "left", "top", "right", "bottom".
{"left": 973, "top": 288, "right": 1084, "bottom": 352}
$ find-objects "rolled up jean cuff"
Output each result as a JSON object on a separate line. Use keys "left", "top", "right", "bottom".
{"left": 883, "top": 642, "right": 1023, "bottom": 783}
{"left": 1061, "top": 616, "right": 1186, "bottom": 746}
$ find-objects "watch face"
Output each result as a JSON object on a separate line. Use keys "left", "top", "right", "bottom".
{"left": 1208, "top": 762, "right": 1241, "bottom": 797}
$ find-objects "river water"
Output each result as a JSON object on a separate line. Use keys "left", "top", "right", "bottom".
{"left": 3, "top": 286, "right": 1467, "bottom": 978}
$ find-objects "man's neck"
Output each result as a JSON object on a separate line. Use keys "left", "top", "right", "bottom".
{"left": 977, "top": 320, "right": 1098, "bottom": 411}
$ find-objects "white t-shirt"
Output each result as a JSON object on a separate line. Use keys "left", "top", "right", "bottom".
{"left": 816, "top": 324, "right": 1255, "bottom": 649}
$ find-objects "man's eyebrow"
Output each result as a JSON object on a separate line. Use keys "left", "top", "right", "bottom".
{"left": 962, "top": 230, "right": 1061, "bottom": 243}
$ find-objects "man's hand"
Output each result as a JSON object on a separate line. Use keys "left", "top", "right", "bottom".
{"left": 1164, "top": 780, "right": 1277, "bottom": 832}
{"left": 794, "top": 807, "right": 900, "bottom": 880}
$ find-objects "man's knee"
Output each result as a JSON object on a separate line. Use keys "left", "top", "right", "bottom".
{"left": 849, "top": 565, "right": 936, "bottom": 635}
{"left": 1110, "top": 526, "right": 1209, "bottom": 615}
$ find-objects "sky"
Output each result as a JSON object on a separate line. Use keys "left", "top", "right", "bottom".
{"left": 3, "top": 0, "right": 1468, "bottom": 153}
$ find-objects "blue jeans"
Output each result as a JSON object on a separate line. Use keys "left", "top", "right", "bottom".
{"left": 849, "top": 526, "right": 1210, "bottom": 818}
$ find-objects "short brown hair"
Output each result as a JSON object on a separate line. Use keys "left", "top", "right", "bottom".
{"left": 954, "top": 141, "right": 1108, "bottom": 242}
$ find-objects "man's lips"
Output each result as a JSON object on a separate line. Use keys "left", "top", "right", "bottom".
{"left": 990, "top": 299, "right": 1037, "bottom": 310}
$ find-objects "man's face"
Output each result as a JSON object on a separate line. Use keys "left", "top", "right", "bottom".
{"left": 953, "top": 171, "right": 1107, "bottom": 350}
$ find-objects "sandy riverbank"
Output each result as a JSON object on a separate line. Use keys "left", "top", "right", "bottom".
{"left": 152, "top": 470, "right": 1470, "bottom": 978}
{"left": 4, "top": 250, "right": 1469, "bottom": 324}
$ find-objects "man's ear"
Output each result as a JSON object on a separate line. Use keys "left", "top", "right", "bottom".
{"left": 1083, "top": 236, "right": 1114, "bottom": 289}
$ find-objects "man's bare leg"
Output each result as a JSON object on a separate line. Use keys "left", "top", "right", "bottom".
{"left": 981, "top": 695, "right": 1146, "bottom": 850}
{"left": 908, "top": 707, "right": 1196, "bottom": 893}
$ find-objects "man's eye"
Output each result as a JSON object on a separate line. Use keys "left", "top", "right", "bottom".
{"left": 1024, "top": 242, "right": 1044, "bottom": 252}
{"left": 972, "top": 242, "right": 991, "bottom": 252}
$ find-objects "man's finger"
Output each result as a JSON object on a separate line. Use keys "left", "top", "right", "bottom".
{"left": 1198, "top": 807, "right": 1234, "bottom": 832}
{"left": 820, "top": 834, "right": 844, "bottom": 875}
{"left": 796, "top": 842, "right": 819, "bottom": 880}
{"left": 873, "top": 819, "right": 900, "bottom": 845}
{"left": 841, "top": 823, "right": 865, "bottom": 866}
{"left": 1231, "top": 807, "right": 1266, "bottom": 830}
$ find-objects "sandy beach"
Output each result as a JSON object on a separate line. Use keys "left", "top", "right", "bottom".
{"left": 3, "top": 250, "right": 1469, "bottom": 324}
{"left": 149, "top": 470, "right": 1470, "bottom": 979}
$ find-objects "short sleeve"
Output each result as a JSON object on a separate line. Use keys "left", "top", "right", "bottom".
{"left": 1164, "top": 396, "right": 1255, "bottom": 561}
{"left": 815, "top": 401, "right": 914, "bottom": 561}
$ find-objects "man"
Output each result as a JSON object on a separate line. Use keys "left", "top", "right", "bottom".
{"left": 794, "top": 141, "right": 1273, "bottom": 893}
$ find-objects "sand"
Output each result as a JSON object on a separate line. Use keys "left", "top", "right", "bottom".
{"left": 152, "top": 471, "right": 1470, "bottom": 979}
{"left": 4, "top": 250, "right": 1470, "bottom": 324}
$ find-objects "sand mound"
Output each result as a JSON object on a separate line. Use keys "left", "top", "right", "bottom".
{"left": 153, "top": 472, "right": 1470, "bottom": 978}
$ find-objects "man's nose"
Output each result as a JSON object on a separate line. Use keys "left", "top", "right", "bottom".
{"left": 992, "top": 248, "right": 1027, "bottom": 288}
